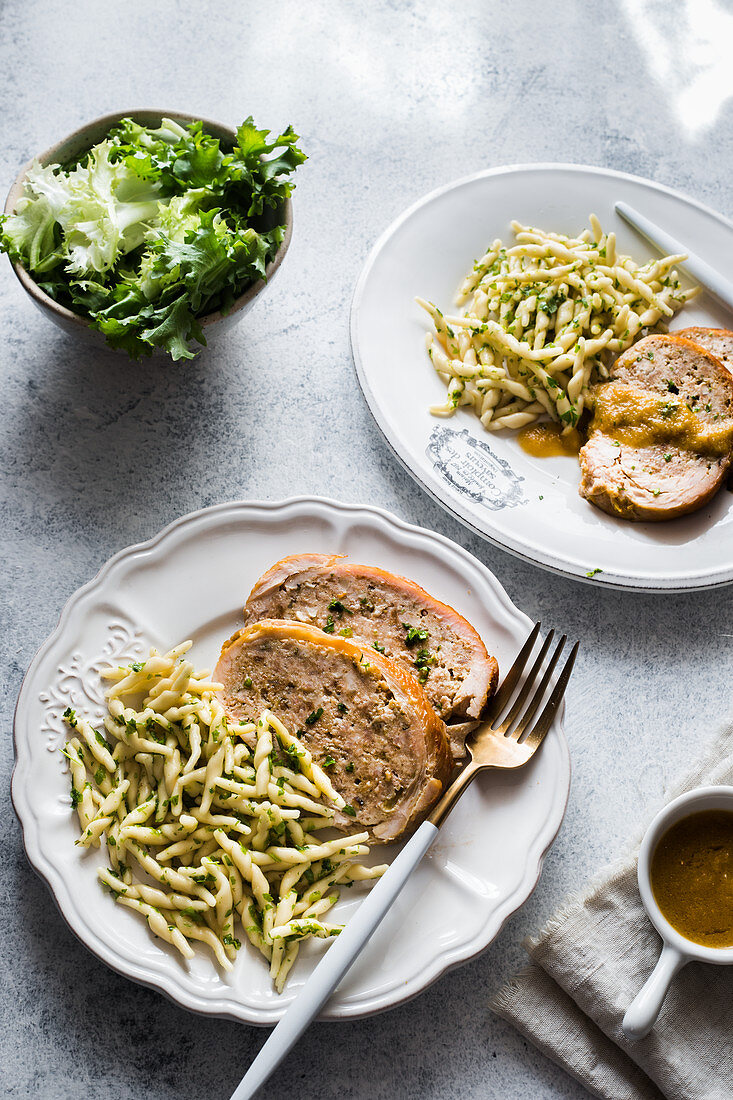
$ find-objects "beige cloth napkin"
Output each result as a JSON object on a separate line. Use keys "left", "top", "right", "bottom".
{"left": 490, "top": 720, "right": 733, "bottom": 1100}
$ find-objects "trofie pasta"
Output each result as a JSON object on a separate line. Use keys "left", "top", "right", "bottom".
{"left": 417, "top": 215, "right": 698, "bottom": 432}
{"left": 61, "top": 642, "right": 386, "bottom": 992}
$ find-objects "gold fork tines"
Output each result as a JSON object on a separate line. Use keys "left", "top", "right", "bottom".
{"left": 428, "top": 624, "right": 578, "bottom": 829}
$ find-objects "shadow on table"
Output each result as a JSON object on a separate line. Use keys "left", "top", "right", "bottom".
{"left": 10, "top": 324, "right": 245, "bottom": 533}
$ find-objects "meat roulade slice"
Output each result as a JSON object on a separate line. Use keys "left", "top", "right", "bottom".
{"left": 579, "top": 334, "right": 733, "bottom": 521}
{"left": 242, "top": 554, "right": 498, "bottom": 759}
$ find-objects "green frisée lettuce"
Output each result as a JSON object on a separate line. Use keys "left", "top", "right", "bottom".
{"left": 0, "top": 117, "right": 305, "bottom": 359}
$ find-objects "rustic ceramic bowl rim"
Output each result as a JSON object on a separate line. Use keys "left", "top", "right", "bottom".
{"left": 3, "top": 107, "right": 294, "bottom": 334}
{"left": 637, "top": 784, "right": 733, "bottom": 964}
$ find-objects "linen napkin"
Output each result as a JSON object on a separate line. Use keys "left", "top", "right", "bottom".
{"left": 490, "top": 719, "right": 733, "bottom": 1100}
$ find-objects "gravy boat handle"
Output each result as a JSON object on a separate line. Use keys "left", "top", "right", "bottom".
{"left": 622, "top": 942, "right": 686, "bottom": 1040}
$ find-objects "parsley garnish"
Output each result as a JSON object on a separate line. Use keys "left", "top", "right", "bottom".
{"left": 413, "top": 647, "right": 435, "bottom": 683}
{"left": 402, "top": 623, "right": 429, "bottom": 647}
{"left": 328, "top": 598, "right": 351, "bottom": 615}
{"left": 95, "top": 730, "right": 113, "bottom": 754}
{"left": 305, "top": 708, "right": 323, "bottom": 725}
{"left": 323, "top": 615, "right": 335, "bottom": 634}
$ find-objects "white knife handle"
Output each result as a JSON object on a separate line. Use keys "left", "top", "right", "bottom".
{"left": 615, "top": 200, "right": 733, "bottom": 314}
{"left": 230, "top": 820, "right": 440, "bottom": 1100}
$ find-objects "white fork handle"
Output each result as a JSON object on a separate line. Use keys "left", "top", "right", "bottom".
{"left": 615, "top": 201, "right": 733, "bottom": 313}
{"left": 622, "top": 943, "right": 686, "bottom": 1040}
{"left": 230, "top": 820, "right": 439, "bottom": 1100}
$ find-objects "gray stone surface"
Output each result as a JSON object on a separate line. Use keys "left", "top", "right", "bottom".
{"left": 2, "top": 2, "right": 732, "bottom": 1097}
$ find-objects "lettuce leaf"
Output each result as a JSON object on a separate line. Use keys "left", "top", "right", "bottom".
{"left": 0, "top": 116, "right": 304, "bottom": 359}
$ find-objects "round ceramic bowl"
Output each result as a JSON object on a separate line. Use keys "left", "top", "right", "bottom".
{"left": 622, "top": 785, "right": 733, "bottom": 1040}
{"left": 3, "top": 109, "right": 293, "bottom": 352}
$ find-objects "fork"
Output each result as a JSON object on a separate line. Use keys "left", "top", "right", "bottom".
{"left": 231, "top": 623, "right": 578, "bottom": 1100}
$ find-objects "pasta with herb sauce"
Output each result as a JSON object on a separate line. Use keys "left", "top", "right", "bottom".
{"left": 60, "top": 641, "right": 386, "bottom": 992}
{"left": 418, "top": 215, "right": 698, "bottom": 432}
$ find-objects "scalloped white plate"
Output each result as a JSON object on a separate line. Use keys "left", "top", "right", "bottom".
{"left": 351, "top": 164, "right": 733, "bottom": 591}
{"left": 12, "top": 498, "right": 570, "bottom": 1024}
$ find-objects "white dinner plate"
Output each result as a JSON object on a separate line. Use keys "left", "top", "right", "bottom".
{"left": 351, "top": 164, "right": 733, "bottom": 591}
{"left": 12, "top": 497, "right": 570, "bottom": 1024}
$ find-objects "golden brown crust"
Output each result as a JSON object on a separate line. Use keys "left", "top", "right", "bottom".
{"left": 674, "top": 327, "right": 733, "bottom": 339}
{"left": 245, "top": 555, "right": 346, "bottom": 601}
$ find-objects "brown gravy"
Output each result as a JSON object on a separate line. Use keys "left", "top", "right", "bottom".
{"left": 650, "top": 809, "right": 733, "bottom": 948}
{"left": 517, "top": 423, "right": 582, "bottom": 458}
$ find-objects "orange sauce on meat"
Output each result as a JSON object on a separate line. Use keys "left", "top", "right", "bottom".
{"left": 590, "top": 382, "right": 733, "bottom": 458}
{"left": 517, "top": 423, "right": 582, "bottom": 457}
{"left": 650, "top": 809, "right": 733, "bottom": 948}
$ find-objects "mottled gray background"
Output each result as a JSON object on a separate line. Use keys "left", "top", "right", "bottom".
{"left": 2, "top": 1, "right": 732, "bottom": 1097}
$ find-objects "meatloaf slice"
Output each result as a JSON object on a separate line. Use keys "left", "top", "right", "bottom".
{"left": 214, "top": 619, "right": 453, "bottom": 842}
{"left": 673, "top": 328, "right": 733, "bottom": 376}
{"left": 242, "top": 554, "right": 499, "bottom": 759}
{"left": 578, "top": 334, "right": 733, "bottom": 521}
{"left": 674, "top": 330, "right": 733, "bottom": 489}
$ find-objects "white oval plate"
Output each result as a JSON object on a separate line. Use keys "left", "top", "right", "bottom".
{"left": 351, "top": 164, "right": 733, "bottom": 591}
{"left": 12, "top": 498, "right": 570, "bottom": 1024}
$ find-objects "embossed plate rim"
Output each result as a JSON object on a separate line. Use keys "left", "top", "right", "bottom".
{"left": 350, "top": 162, "right": 733, "bottom": 592}
{"left": 12, "top": 496, "right": 570, "bottom": 1024}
